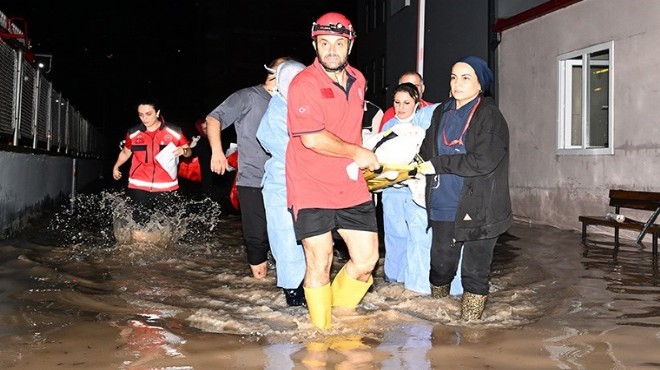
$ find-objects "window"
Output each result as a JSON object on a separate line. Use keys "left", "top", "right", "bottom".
{"left": 557, "top": 41, "right": 613, "bottom": 155}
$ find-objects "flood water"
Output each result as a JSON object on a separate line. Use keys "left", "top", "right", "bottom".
{"left": 1, "top": 189, "right": 659, "bottom": 369}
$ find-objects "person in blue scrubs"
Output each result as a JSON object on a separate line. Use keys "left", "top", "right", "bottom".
{"left": 256, "top": 60, "right": 307, "bottom": 306}
{"left": 380, "top": 82, "right": 438, "bottom": 294}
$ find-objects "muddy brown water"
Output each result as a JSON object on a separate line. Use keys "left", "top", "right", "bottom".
{"left": 1, "top": 191, "right": 659, "bottom": 369}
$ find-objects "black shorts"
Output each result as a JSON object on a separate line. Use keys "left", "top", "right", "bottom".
{"left": 292, "top": 201, "right": 378, "bottom": 241}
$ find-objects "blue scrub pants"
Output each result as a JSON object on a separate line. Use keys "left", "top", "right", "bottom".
{"left": 262, "top": 184, "right": 305, "bottom": 289}
{"left": 382, "top": 186, "right": 431, "bottom": 294}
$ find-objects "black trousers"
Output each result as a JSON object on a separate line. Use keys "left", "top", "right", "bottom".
{"left": 126, "top": 188, "right": 177, "bottom": 226}
{"left": 429, "top": 220, "right": 497, "bottom": 295}
{"left": 236, "top": 186, "right": 270, "bottom": 265}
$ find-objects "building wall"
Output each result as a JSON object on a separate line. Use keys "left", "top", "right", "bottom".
{"left": 356, "top": 0, "right": 388, "bottom": 108}
{"left": 384, "top": 1, "right": 419, "bottom": 105}
{"left": 0, "top": 150, "right": 101, "bottom": 237}
{"left": 497, "top": 0, "right": 660, "bottom": 232}
{"left": 424, "top": 0, "right": 490, "bottom": 104}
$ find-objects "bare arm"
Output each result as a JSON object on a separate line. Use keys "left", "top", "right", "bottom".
{"left": 112, "top": 147, "right": 133, "bottom": 180}
{"left": 205, "top": 116, "right": 227, "bottom": 174}
{"left": 301, "top": 129, "right": 380, "bottom": 171}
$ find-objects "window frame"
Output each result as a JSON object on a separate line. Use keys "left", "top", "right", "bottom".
{"left": 556, "top": 41, "right": 614, "bottom": 155}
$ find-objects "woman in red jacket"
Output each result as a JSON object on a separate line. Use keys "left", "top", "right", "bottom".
{"left": 112, "top": 97, "right": 192, "bottom": 242}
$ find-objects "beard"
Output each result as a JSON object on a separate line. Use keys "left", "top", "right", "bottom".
{"left": 318, "top": 52, "right": 347, "bottom": 73}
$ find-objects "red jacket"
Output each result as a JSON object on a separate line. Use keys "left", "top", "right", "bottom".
{"left": 124, "top": 122, "right": 189, "bottom": 192}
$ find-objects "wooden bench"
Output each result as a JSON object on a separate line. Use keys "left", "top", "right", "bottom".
{"left": 579, "top": 189, "right": 660, "bottom": 258}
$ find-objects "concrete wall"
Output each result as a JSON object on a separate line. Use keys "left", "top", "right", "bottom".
{"left": 498, "top": 0, "right": 660, "bottom": 232}
{"left": 0, "top": 150, "right": 101, "bottom": 237}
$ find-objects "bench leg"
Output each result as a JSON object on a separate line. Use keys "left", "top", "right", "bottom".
{"left": 614, "top": 227, "right": 620, "bottom": 257}
{"left": 581, "top": 222, "right": 589, "bottom": 257}
{"left": 653, "top": 233, "right": 658, "bottom": 259}
{"left": 636, "top": 207, "right": 660, "bottom": 245}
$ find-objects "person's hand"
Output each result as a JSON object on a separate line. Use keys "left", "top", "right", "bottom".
{"left": 210, "top": 152, "right": 228, "bottom": 175}
{"left": 112, "top": 168, "right": 122, "bottom": 180}
{"left": 175, "top": 146, "right": 189, "bottom": 157}
{"left": 418, "top": 161, "right": 436, "bottom": 175}
{"left": 353, "top": 147, "right": 380, "bottom": 171}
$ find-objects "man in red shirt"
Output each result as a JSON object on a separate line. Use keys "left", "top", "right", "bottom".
{"left": 286, "top": 12, "right": 380, "bottom": 329}
{"left": 378, "top": 71, "right": 433, "bottom": 132}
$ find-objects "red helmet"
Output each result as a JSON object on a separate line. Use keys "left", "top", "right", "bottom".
{"left": 311, "top": 12, "right": 356, "bottom": 41}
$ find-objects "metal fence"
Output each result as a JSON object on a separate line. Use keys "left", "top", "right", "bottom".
{"left": 0, "top": 37, "right": 102, "bottom": 157}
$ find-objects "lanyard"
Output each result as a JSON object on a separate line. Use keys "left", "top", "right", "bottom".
{"left": 442, "top": 97, "right": 481, "bottom": 147}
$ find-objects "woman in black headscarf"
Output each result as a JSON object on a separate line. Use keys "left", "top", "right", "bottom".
{"left": 418, "top": 56, "right": 512, "bottom": 321}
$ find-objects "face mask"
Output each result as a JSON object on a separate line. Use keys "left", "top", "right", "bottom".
{"left": 396, "top": 113, "right": 414, "bottom": 123}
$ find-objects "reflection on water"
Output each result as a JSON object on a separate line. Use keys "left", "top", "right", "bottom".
{"left": 1, "top": 189, "right": 659, "bottom": 369}
{"left": 115, "top": 314, "right": 187, "bottom": 369}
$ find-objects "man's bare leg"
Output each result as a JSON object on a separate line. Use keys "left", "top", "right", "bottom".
{"left": 336, "top": 229, "right": 379, "bottom": 281}
{"left": 302, "top": 232, "right": 334, "bottom": 287}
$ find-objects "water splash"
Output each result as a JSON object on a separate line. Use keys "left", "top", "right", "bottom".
{"left": 46, "top": 189, "right": 225, "bottom": 264}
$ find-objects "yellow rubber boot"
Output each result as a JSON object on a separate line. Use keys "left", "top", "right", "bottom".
{"left": 331, "top": 266, "right": 373, "bottom": 308}
{"left": 304, "top": 283, "right": 332, "bottom": 329}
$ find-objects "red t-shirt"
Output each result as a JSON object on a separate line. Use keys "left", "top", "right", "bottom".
{"left": 286, "top": 59, "right": 370, "bottom": 216}
{"left": 378, "top": 99, "right": 433, "bottom": 132}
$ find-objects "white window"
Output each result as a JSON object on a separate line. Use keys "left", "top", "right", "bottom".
{"left": 557, "top": 41, "right": 613, "bottom": 155}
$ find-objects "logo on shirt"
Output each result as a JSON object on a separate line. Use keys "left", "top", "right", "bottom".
{"left": 321, "top": 88, "right": 334, "bottom": 99}
{"left": 297, "top": 106, "right": 308, "bottom": 115}
{"left": 163, "top": 134, "right": 173, "bottom": 142}
{"left": 135, "top": 136, "right": 144, "bottom": 144}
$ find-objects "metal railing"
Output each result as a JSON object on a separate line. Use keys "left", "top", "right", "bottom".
{"left": 0, "top": 37, "right": 102, "bottom": 157}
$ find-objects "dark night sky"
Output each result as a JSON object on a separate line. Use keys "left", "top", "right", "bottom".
{"left": 2, "top": 1, "right": 358, "bottom": 149}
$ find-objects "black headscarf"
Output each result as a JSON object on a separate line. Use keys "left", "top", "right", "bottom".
{"left": 458, "top": 56, "right": 493, "bottom": 92}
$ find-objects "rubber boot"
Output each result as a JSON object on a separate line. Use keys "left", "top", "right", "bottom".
{"left": 304, "top": 284, "right": 332, "bottom": 329}
{"left": 331, "top": 266, "right": 373, "bottom": 308}
{"left": 431, "top": 284, "right": 450, "bottom": 299}
{"left": 460, "top": 292, "right": 487, "bottom": 321}
{"left": 283, "top": 282, "right": 307, "bottom": 307}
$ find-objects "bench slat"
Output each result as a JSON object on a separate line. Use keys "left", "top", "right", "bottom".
{"left": 578, "top": 216, "right": 660, "bottom": 232}
{"left": 609, "top": 189, "right": 660, "bottom": 211}
{"left": 580, "top": 190, "right": 660, "bottom": 258}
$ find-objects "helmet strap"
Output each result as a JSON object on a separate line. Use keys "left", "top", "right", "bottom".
{"left": 323, "top": 63, "right": 347, "bottom": 73}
